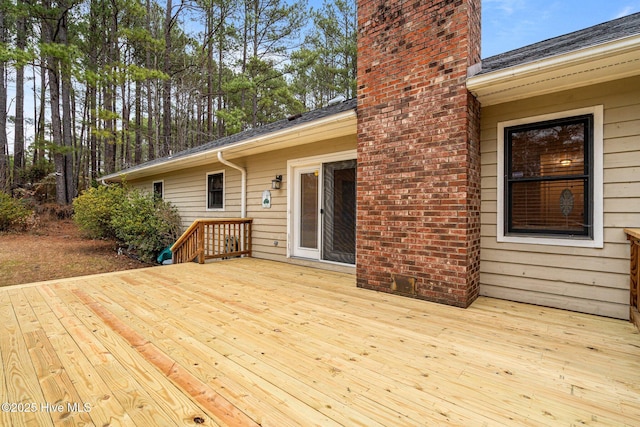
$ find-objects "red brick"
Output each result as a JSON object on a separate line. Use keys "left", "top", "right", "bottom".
{"left": 356, "top": 0, "right": 481, "bottom": 308}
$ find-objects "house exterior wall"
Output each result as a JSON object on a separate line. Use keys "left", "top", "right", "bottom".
{"left": 480, "top": 75, "right": 640, "bottom": 319}
{"left": 356, "top": 0, "right": 482, "bottom": 307}
{"left": 127, "top": 135, "right": 356, "bottom": 262}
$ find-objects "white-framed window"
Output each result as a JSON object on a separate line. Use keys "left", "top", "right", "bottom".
{"left": 206, "top": 171, "right": 225, "bottom": 210}
{"left": 153, "top": 180, "right": 164, "bottom": 199}
{"left": 497, "top": 106, "right": 603, "bottom": 248}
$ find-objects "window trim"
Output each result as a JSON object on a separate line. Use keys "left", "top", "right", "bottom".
{"left": 206, "top": 170, "right": 225, "bottom": 211}
{"left": 496, "top": 106, "right": 603, "bottom": 248}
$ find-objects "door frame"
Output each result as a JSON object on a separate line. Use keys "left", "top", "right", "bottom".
{"left": 291, "top": 165, "right": 322, "bottom": 259}
{"left": 287, "top": 149, "right": 357, "bottom": 262}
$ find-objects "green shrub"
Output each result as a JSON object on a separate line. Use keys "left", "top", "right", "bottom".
{"left": 74, "top": 185, "right": 181, "bottom": 263}
{"left": 73, "top": 185, "right": 126, "bottom": 239}
{"left": 110, "top": 189, "right": 182, "bottom": 263}
{"left": 0, "top": 192, "right": 32, "bottom": 231}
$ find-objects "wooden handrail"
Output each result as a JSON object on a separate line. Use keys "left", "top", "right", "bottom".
{"left": 624, "top": 228, "right": 640, "bottom": 330}
{"left": 172, "top": 218, "right": 253, "bottom": 264}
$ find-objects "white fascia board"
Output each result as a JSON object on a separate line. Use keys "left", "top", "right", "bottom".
{"left": 102, "top": 109, "right": 356, "bottom": 182}
{"left": 467, "top": 34, "right": 640, "bottom": 106}
{"left": 221, "top": 111, "right": 356, "bottom": 159}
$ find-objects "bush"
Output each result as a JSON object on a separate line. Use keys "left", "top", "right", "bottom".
{"left": 73, "top": 185, "right": 126, "bottom": 239}
{"left": 74, "top": 185, "right": 182, "bottom": 263}
{"left": 110, "top": 189, "right": 182, "bottom": 263}
{"left": 0, "top": 192, "right": 32, "bottom": 231}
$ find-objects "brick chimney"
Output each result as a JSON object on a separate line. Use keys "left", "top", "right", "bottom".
{"left": 356, "top": 0, "right": 482, "bottom": 307}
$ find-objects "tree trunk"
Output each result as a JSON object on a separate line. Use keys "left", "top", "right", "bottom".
{"left": 206, "top": 8, "right": 213, "bottom": 139}
{"left": 0, "top": 6, "right": 8, "bottom": 192}
{"left": 103, "top": 6, "right": 117, "bottom": 175}
{"left": 240, "top": 0, "right": 249, "bottom": 121}
{"left": 146, "top": 0, "right": 155, "bottom": 161}
{"left": 41, "top": 0, "right": 66, "bottom": 204}
{"left": 48, "top": 62, "right": 66, "bottom": 205}
{"left": 122, "top": 77, "right": 131, "bottom": 168}
{"left": 13, "top": 0, "right": 26, "bottom": 186}
{"left": 217, "top": 29, "right": 225, "bottom": 138}
{"left": 134, "top": 81, "right": 142, "bottom": 164}
{"left": 88, "top": 85, "right": 97, "bottom": 181}
{"left": 162, "top": 0, "right": 173, "bottom": 157}
{"left": 251, "top": 0, "right": 259, "bottom": 127}
{"left": 77, "top": 87, "right": 89, "bottom": 188}
{"left": 60, "top": 7, "right": 76, "bottom": 203}
{"left": 33, "top": 60, "right": 47, "bottom": 166}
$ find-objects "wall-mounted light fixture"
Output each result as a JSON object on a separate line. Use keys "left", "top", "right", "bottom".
{"left": 559, "top": 159, "right": 572, "bottom": 167}
{"left": 272, "top": 175, "right": 282, "bottom": 190}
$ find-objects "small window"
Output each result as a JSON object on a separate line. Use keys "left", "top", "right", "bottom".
{"left": 153, "top": 181, "right": 164, "bottom": 199}
{"left": 207, "top": 172, "right": 224, "bottom": 210}
{"left": 504, "top": 115, "right": 592, "bottom": 237}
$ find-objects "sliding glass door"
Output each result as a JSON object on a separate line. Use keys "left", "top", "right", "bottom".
{"left": 291, "top": 158, "right": 356, "bottom": 264}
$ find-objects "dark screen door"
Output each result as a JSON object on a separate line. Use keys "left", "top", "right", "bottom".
{"left": 322, "top": 160, "right": 356, "bottom": 264}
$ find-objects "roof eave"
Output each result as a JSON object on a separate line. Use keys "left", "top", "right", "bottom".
{"left": 102, "top": 108, "right": 357, "bottom": 182}
{"left": 467, "top": 34, "right": 640, "bottom": 106}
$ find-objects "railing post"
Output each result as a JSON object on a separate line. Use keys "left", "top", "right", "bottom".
{"left": 624, "top": 228, "right": 640, "bottom": 331}
{"left": 631, "top": 239, "right": 639, "bottom": 311}
{"left": 198, "top": 222, "right": 205, "bottom": 264}
{"left": 247, "top": 220, "right": 252, "bottom": 257}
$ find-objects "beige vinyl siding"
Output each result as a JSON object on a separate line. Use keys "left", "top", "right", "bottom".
{"left": 480, "top": 75, "right": 640, "bottom": 319}
{"left": 129, "top": 165, "right": 243, "bottom": 225}
{"left": 244, "top": 135, "right": 356, "bottom": 261}
{"left": 127, "top": 134, "right": 356, "bottom": 263}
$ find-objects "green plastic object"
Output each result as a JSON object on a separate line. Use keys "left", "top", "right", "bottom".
{"left": 157, "top": 246, "right": 173, "bottom": 264}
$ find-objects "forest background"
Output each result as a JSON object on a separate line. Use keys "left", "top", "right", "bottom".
{"left": 0, "top": 0, "right": 357, "bottom": 205}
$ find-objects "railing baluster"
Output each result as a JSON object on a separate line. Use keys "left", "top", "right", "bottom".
{"left": 171, "top": 218, "right": 253, "bottom": 264}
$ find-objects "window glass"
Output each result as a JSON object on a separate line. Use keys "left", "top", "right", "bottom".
{"left": 505, "top": 115, "right": 591, "bottom": 236}
{"left": 207, "top": 172, "right": 224, "bottom": 209}
{"left": 509, "top": 122, "right": 585, "bottom": 178}
{"left": 153, "top": 182, "right": 163, "bottom": 199}
{"left": 510, "top": 180, "right": 585, "bottom": 233}
{"left": 299, "top": 172, "right": 318, "bottom": 248}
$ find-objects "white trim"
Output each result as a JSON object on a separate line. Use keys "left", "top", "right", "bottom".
{"left": 286, "top": 149, "right": 357, "bottom": 260}
{"left": 468, "top": 35, "right": 640, "bottom": 87}
{"left": 287, "top": 149, "right": 357, "bottom": 169}
{"left": 467, "top": 34, "right": 640, "bottom": 106}
{"left": 205, "top": 170, "right": 225, "bottom": 211}
{"left": 496, "top": 106, "right": 603, "bottom": 248}
{"left": 291, "top": 165, "right": 322, "bottom": 260}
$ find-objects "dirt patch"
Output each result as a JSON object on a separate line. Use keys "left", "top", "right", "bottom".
{"left": 0, "top": 218, "right": 152, "bottom": 287}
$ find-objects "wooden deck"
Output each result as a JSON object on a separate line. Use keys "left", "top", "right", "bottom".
{"left": 2, "top": 258, "right": 639, "bottom": 426}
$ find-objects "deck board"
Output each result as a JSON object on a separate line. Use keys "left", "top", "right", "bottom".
{"left": 2, "top": 290, "right": 55, "bottom": 427}
{"left": 30, "top": 285, "right": 133, "bottom": 427}
{"left": 1, "top": 258, "right": 640, "bottom": 426}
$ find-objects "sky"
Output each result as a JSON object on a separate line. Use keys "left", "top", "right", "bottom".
{"left": 5, "top": 1, "right": 640, "bottom": 154}
{"left": 481, "top": 0, "right": 640, "bottom": 57}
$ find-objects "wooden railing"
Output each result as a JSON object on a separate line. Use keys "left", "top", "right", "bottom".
{"left": 624, "top": 228, "right": 640, "bottom": 330}
{"left": 172, "top": 218, "right": 253, "bottom": 264}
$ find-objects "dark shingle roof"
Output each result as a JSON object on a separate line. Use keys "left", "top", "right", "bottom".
{"left": 105, "top": 98, "right": 357, "bottom": 178}
{"left": 479, "top": 12, "right": 640, "bottom": 74}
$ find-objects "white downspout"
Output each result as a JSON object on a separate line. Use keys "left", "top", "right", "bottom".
{"left": 217, "top": 151, "right": 247, "bottom": 218}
